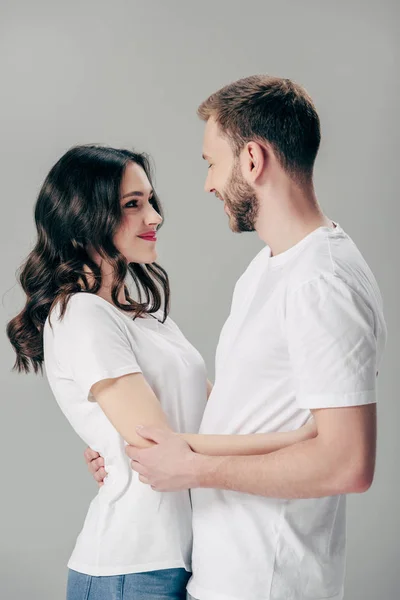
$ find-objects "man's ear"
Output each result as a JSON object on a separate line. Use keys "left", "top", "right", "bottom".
{"left": 241, "top": 141, "right": 268, "bottom": 184}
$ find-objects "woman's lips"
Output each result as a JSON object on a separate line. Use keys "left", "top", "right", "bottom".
{"left": 138, "top": 232, "right": 157, "bottom": 242}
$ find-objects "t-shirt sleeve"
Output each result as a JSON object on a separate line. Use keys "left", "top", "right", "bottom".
{"left": 52, "top": 296, "right": 142, "bottom": 400}
{"left": 286, "top": 275, "right": 378, "bottom": 409}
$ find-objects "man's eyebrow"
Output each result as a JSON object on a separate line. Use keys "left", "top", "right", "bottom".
{"left": 121, "top": 190, "right": 154, "bottom": 199}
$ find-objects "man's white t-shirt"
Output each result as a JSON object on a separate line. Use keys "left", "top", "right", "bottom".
{"left": 188, "top": 224, "right": 386, "bottom": 600}
{"left": 43, "top": 293, "right": 207, "bottom": 576}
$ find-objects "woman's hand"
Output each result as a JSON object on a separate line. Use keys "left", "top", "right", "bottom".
{"left": 84, "top": 447, "right": 107, "bottom": 487}
{"left": 297, "top": 417, "right": 318, "bottom": 443}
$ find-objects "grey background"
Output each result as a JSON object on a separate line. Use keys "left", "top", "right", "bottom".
{"left": 0, "top": 0, "right": 398, "bottom": 598}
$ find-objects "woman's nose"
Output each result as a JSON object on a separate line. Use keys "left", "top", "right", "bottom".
{"left": 145, "top": 205, "right": 163, "bottom": 227}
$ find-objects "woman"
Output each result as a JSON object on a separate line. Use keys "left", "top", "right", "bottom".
{"left": 7, "top": 145, "right": 316, "bottom": 600}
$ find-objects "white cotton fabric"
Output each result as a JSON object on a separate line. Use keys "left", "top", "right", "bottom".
{"left": 44, "top": 293, "right": 207, "bottom": 576}
{"left": 188, "top": 224, "right": 386, "bottom": 600}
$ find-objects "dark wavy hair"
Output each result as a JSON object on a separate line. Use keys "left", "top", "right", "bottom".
{"left": 6, "top": 144, "right": 170, "bottom": 375}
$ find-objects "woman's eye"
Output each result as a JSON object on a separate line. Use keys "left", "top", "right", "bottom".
{"left": 124, "top": 200, "right": 139, "bottom": 209}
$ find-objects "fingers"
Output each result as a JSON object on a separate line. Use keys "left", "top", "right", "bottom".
{"left": 130, "top": 460, "right": 147, "bottom": 476}
{"left": 135, "top": 426, "right": 171, "bottom": 444}
{"left": 88, "top": 456, "right": 105, "bottom": 475}
{"left": 125, "top": 446, "right": 141, "bottom": 461}
{"left": 303, "top": 418, "right": 317, "bottom": 439}
{"left": 94, "top": 467, "right": 107, "bottom": 484}
{"left": 138, "top": 474, "right": 156, "bottom": 491}
{"left": 84, "top": 447, "right": 100, "bottom": 464}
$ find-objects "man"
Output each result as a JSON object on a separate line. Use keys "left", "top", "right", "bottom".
{"left": 86, "top": 75, "right": 386, "bottom": 600}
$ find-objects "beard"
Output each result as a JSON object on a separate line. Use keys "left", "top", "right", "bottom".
{"left": 221, "top": 160, "right": 259, "bottom": 232}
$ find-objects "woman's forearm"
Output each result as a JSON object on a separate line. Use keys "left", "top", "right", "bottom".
{"left": 181, "top": 424, "right": 315, "bottom": 457}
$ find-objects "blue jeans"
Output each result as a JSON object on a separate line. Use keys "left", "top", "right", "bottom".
{"left": 67, "top": 568, "right": 191, "bottom": 600}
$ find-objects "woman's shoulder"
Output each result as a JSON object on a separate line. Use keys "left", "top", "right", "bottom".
{"left": 47, "top": 293, "right": 121, "bottom": 332}
{"left": 51, "top": 292, "right": 107, "bottom": 316}
{"left": 67, "top": 292, "right": 109, "bottom": 308}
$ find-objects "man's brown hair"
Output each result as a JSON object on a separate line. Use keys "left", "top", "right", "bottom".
{"left": 198, "top": 75, "right": 321, "bottom": 180}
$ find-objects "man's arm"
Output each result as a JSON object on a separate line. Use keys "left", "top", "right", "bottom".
{"left": 86, "top": 418, "right": 318, "bottom": 485}
{"left": 127, "top": 275, "right": 381, "bottom": 496}
{"left": 192, "top": 404, "right": 376, "bottom": 497}
{"left": 126, "top": 403, "right": 376, "bottom": 496}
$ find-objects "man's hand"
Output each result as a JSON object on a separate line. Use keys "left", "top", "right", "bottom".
{"left": 84, "top": 447, "right": 107, "bottom": 487}
{"left": 125, "top": 427, "right": 200, "bottom": 492}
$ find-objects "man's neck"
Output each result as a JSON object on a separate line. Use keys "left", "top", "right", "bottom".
{"left": 255, "top": 178, "right": 333, "bottom": 256}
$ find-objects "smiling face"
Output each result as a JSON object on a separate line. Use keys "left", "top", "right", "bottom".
{"left": 202, "top": 118, "right": 260, "bottom": 232}
{"left": 113, "top": 161, "right": 163, "bottom": 264}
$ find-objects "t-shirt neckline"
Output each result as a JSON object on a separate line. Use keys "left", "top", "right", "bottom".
{"left": 77, "top": 292, "right": 161, "bottom": 329}
{"left": 267, "top": 222, "right": 341, "bottom": 269}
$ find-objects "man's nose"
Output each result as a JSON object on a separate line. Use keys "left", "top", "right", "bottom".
{"left": 204, "top": 172, "right": 215, "bottom": 194}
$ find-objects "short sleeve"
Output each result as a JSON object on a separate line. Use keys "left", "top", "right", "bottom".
{"left": 51, "top": 295, "right": 142, "bottom": 400}
{"left": 286, "top": 275, "right": 377, "bottom": 409}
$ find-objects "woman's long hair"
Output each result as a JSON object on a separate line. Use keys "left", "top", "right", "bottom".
{"left": 6, "top": 145, "right": 170, "bottom": 375}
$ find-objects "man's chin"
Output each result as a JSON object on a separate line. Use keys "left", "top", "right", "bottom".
{"left": 228, "top": 216, "right": 256, "bottom": 234}
{"left": 227, "top": 215, "right": 241, "bottom": 233}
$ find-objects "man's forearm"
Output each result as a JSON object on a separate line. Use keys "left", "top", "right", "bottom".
{"left": 193, "top": 436, "right": 371, "bottom": 499}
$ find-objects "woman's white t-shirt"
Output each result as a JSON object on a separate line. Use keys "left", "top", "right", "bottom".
{"left": 43, "top": 292, "right": 207, "bottom": 576}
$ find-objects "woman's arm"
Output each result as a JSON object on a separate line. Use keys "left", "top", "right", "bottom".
{"left": 87, "top": 373, "right": 315, "bottom": 479}
{"left": 85, "top": 419, "right": 317, "bottom": 486}
{"left": 180, "top": 419, "right": 317, "bottom": 456}
{"left": 91, "top": 372, "right": 172, "bottom": 448}
{"left": 92, "top": 370, "right": 315, "bottom": 456}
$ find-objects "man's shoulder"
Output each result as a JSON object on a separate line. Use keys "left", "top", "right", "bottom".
{"left": 283, "top": 227, "right": 370, "bottom": 293}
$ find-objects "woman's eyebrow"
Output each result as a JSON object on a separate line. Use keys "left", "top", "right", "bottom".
{"left": 121, "top": 190, "right": 154, "bottom": 199}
